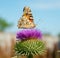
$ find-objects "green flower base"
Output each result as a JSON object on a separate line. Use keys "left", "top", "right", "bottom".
{"left": 15, "top": 39, "right": 46, "bottom": 58}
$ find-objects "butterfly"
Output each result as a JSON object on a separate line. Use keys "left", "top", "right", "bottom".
{"left": 17, "top": 6, "right": 36, "bottom": 29}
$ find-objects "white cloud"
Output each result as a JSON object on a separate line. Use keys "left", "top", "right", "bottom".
{"left": 30, "top": 2, "right": 60, "bottom": 10}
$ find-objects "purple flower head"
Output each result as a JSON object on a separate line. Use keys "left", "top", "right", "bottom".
{"left": 16, "top": 29, "right": 42, "bottom": 40}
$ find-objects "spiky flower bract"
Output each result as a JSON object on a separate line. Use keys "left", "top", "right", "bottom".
{"left": 15, "top": 39, "right": 46, "bottom": 56}
{"left": 16, "top": 29, "right": 42, "bottom": 41}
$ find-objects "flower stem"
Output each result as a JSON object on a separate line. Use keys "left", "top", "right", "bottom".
{"left": 27, "top": 54, "right": 33, "bottom": 58}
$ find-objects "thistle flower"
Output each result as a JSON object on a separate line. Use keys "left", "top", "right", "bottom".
{"left": 16, "top": 29, "right": 42, "bottom": 41}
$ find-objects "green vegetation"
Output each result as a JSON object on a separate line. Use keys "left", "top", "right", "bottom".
{"left": 0, "top": 17, "right": 12, "bottom": 32}
{"left": 58, "top": 33, "right": 60, "bottom": 39}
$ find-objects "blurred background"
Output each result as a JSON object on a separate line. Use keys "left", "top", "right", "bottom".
{"left": 0, "top": 0, "right": 60, "bottom": 58}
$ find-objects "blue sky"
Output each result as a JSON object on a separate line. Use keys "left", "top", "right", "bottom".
{"left": 0, "top": 0, "right": 60, "bottom": 35}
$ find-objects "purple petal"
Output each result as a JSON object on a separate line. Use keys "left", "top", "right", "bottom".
{"left": 16, "top": 29, "right": 42, "bottom": 40}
